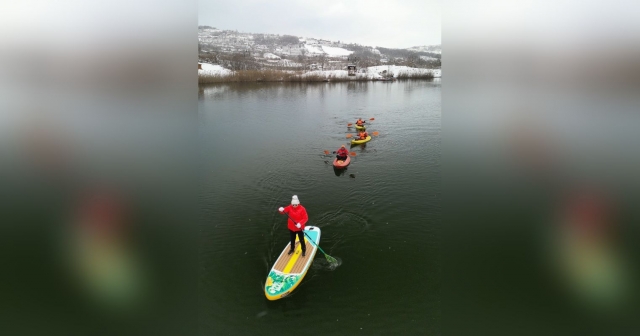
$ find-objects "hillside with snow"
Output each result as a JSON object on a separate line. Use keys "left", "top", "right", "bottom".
{"left": 304, "top": 44, "right": 323, "bottom": 55}
{"left": 198, "top": 27, "right": 441, "bottom": 73}
{"left": 321, "top": 46, "right": 353, "bottom": 57}
{"left": 407, "top": 45, "right": 441, "bottom": 54}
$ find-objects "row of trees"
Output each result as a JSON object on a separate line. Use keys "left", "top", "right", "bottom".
{"left": 200, "top": 51, "right": 440, "bottom": 71}
{"left": 251, "top": 34, "right": 299, "bottom": 47}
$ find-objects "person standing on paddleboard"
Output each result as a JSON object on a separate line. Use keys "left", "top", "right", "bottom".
{"left": 278, "top": 195, "right": 308, "bottom": 257}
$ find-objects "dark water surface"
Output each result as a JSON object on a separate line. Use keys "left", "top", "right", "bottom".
{"left": 199, "top": 80, "right": 440, "bottom": 335}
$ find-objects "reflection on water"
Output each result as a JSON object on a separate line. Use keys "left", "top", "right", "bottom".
{"left": 198, "top": 79, "right": 439, "bottom": 102}
{"left": 333, "top": 166, "right": 347, "bottom": 176}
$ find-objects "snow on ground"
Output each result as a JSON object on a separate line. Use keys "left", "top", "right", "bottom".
{"left": 198, "top": 63, "right": 233, "bottom": 76}
{"left": 304, "top": 44, "right": 323, "bottom": 54}
{"left": 300, "top": 66, "right": 441, "bottom": 79}
{"left": 263, "top": 53, "right": 281, "bottom": 59}
{"left": 366, "top": 65, "right": 441, "bottom": 78}
{"left": 198, "top": 63, "right": 440, "bottom": 79}
{"left": 303, "top": 44, "right": 354, "bottom": 56}
{"left": 301, "top": 69, "right": 382, "bottom": 80}
{"left": 320, "top": 46, "right": 353, "bottom": 56}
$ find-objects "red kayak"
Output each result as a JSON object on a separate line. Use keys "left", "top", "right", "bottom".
{"left": 332, "top": 155, "right": 351, "bottom": 169}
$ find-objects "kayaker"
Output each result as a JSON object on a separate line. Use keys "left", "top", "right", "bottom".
{"left": 356, "top": 118, "right": 365, "bottom": 126}
{"left": 336, "top": 145, "right": 349, "bottom": 160}
{"left": 358, "top": 131, "right": 369, "bottom": 140}
{"left": 278, "top": 195, "right": 308, "bottom": 257}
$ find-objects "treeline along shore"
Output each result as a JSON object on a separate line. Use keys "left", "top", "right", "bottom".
{"left": 198, "top": 68, "right": 439, "bottom": 84}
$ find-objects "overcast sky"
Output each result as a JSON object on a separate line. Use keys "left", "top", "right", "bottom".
{"left": 198, "top": 0, "right": 440, "bottom": 49}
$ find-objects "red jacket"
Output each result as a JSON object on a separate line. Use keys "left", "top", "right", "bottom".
{"left": 281, "top": 204, "right": 308, "bottom": 231}
{"left": 337, "top": 148, "right": 349, "bottom": 157}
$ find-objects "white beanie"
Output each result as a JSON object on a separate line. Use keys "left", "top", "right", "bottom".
{"left": 291, "top": 195, "right": 300, "bottom": 205}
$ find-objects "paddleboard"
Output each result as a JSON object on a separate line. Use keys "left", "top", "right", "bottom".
{"left": 265, "top": 226, "right": 320, "bottom": 300}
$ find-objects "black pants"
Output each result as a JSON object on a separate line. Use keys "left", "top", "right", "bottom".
{"left": 336, "top": 155, "right": 347, "bottom": 160}
{"left": 289, "top": 230, "right": 306, "bottom": 252}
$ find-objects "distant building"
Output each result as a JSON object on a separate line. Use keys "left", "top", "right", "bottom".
{"left": 347, "top": 64, "right": 356, "bottom": 76}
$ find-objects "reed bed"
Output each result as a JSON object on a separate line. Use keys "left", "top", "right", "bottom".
{"left": 199, "top": 69, "right": 436, "bottom": 83}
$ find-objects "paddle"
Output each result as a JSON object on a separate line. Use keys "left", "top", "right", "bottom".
{"left": 302, "top": 231, "right": 338, "bottom": 264}
{"left": 281, "top": 211, "right": 338, "bottom": 264}
{"left": 348, "top": 118, "right": 375, "bottom": 127}
{"left": 348, "top": 132, "right": 377, "bottom": 139}
{"left": 324, "top": 150, "right": 357, "bottom": 156}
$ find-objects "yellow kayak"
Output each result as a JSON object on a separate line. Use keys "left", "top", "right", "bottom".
{"left": 351, "top": 135, "right": 371, "bottom": 145}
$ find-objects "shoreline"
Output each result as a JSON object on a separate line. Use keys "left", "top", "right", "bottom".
{"left": 198, "top": 66, "right": 441, "bottom": 84}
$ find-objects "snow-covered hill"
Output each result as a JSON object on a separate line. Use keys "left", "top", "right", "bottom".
{"left": 407, "top": 45, "right": 441, "bottom": 54}
{"left": 321, "top": 46, "right": 353, "bottom": 57}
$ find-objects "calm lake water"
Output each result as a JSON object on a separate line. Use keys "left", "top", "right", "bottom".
{"left": 199, "top": 80, "right": 441, "bottom": 335}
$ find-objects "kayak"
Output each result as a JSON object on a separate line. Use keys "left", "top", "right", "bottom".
{"left": 355, "top": 124, "right": 366, "bottom": 130}
{"left": 351, "top": 135, "right": 371, "bottom": 145}
{"left": 265, "top": 226, "right": 320, "bottom": 300}
{"left": 332, "top": 155, "right": 351, "bottom": 169}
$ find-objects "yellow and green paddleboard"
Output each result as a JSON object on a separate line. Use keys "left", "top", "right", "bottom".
{"left": 264, "top": 226, "right": 320, "bottom": 300}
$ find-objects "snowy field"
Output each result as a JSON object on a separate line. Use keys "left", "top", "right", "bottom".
{"left": 367, "top": 65, "right": 441, "bottom": 78}
{"left": 198, "top": 63, "right": 233, "bottom": 76}
{"left": 321, "top": 46, "right": 353, "bottom": 56}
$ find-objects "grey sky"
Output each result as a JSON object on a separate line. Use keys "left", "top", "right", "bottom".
{"left": 198, "top": 0, "right": 440, "bottom": 49}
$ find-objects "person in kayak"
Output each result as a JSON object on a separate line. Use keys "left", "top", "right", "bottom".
{"left": 336, "top": 145, "right": 349, "bottom": 161}
{"left": 356, "top": 118, "right": 365, "bottom": 126}
{"left": 357, "top": 130, "right": 369, "bottom": 140}
{"left": 278, "top": 195, "right": 308, "bottom": 257}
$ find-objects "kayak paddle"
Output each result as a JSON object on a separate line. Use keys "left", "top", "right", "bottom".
{"left": 323, "top": 150, "right": 357, "bottom": 156}
{"left": 348, "top": 118, "right": 374, "bottom": 127}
